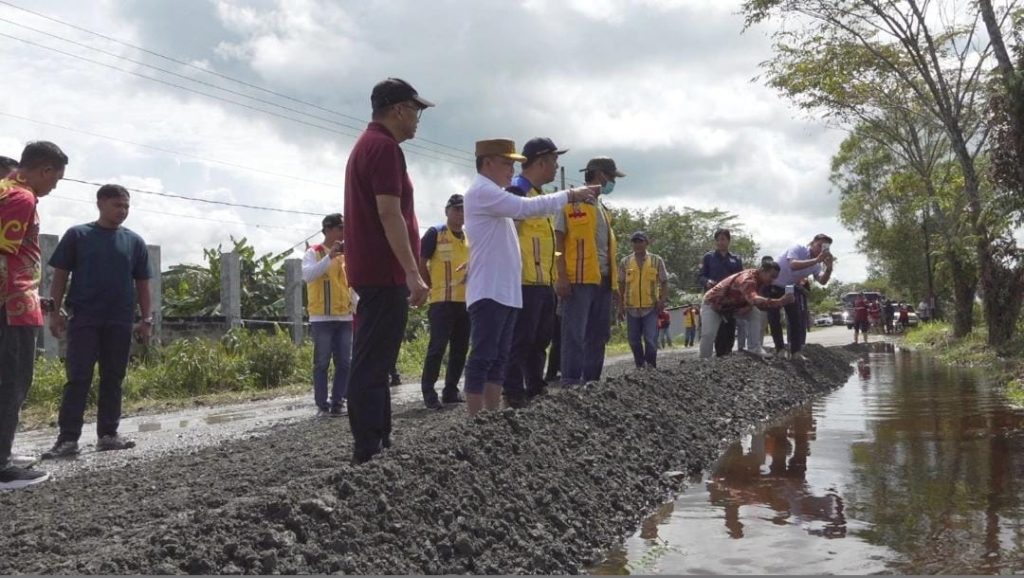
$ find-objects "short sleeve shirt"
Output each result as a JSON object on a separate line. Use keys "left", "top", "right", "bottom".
{"left": 703, "top": 269, "right": 761, "bottom": 312}
{"left": 343, "top": 122, "right": 419, "bottom": 288}
{"left": 49, "top": 223, "right": 151, "bottom": 323}
{"left": 774, "top": 244, "right": 822, "bottom": 287}
{"left": 0, "top": 179, "right": 42, "bottom": 326}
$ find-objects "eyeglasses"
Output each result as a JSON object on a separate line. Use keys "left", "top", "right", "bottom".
{"left": 401, "top": 103, "right": 424, "bottom": 119}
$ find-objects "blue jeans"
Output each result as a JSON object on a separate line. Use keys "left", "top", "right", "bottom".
{"left": 465, "top": 299, "right": 518, "bottom": 394}
{"left": 311, "top": 320, "right": 352, "bottom": 410}
{"left": 58, "top": 315, "right": 133, "bottom": 442}
{"left": 560, "top": 281, "right": 612, "bottom": 385}
{"left": 627, "top": 311, "right": 659, "bottom": 368}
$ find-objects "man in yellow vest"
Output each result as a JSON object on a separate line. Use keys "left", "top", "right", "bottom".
{"left": 555, "top": 157, "right": 623, "bottom": 385}
{"left": 501, "top": 138, "right": 566, "bottom": 408}
{"left": 302, "top": 213, "right": 353, "bottom": 418}
{"left": 418, "top": 194, "right": 470, "bottom": 409}
{"left": 618, "top": 231, "right": 669, "bottom": 369}
{"left": 683, "top": 304, "right": 699, "bottom": 347}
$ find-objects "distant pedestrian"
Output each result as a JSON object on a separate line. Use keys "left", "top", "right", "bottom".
{"left": 852, "top": 292, "right": 869, "bottom": 344}
{"left": 883, "top": 299, "right": 895, "bottom": 335}
{"left": 898, "top": 302, "right": 910, "bottom": 330}
{"left": 43, "top": 183, "right": 152, "bottom": 459}
{"left": 302, "top": 213, "right": 353, "bottom": 418}
{"left": 463, "top": 139, "right": 597, "bottom": 416}
{"left": 766, "top": 234, "right": 834, "bottom": 361}
{"left": 700, "top": 261, "right": 792, "bottom": 360}
{"left": 419, "top": 194, "right": 470, "bottom": 409}
{"left": 344, "top": 77, "right": 433, "bottom": 464}
{"left": 683, "top": 305, "right": 698, "bottom": 347}
{"left": 867, "top": 299, "right": 881, "bottom": 333}
{"left": 698, "top": 229, "right": 743, "bottom": 356}
{"left": 555, "top": 157, "right": 623, "bottom": 385}
{"left": 657, "top": 309, "right": 672, "bottom": 348}
{"left": 0, "top": 141, "right": 67, "bottom": 489}
{"left": 618, "top": 231, "right": 668, "bottom": 369}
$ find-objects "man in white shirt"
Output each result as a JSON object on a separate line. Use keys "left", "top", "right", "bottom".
{"left": 766, "top": 233, "right": 834, "bottom": 360}
{"left": 463, "top": 139, "right": 596, "bottom": 416}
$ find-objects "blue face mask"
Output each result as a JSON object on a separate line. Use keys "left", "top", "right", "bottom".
{"left": 601, "top": 181, "right": 616, "bottom": 195}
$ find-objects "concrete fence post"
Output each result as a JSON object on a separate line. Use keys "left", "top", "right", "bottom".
{"left": 146, "top": 244, "right": 162, "bottom": 344}
{"left": 284, "top": 258, "right": 304, "bottom": 345}
{"left": 220, "top": 251, "right": 241, "bottom": 330}
{"left": 38, "top": 233, "right": 60, "bottom": 358}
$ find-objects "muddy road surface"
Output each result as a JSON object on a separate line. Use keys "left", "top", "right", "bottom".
{"left": 0, "top": 345, "right": 854, "bottom": 574}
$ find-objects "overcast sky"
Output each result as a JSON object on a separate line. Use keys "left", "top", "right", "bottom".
{"left": 0, "top": 0, "right": 865, "bottom": 282}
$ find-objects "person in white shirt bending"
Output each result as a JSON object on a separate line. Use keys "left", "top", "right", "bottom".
{"left": 462, "top": 138, "right": 597, "bottom": 416}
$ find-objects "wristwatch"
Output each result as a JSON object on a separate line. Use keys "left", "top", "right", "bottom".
{"left": 141, "top": 316, "right": 154, "bottom": 325}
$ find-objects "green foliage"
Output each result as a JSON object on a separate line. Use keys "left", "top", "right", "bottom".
{"left": 162, "top": 236, "right": 290, "bottom": 318}
{"left": 608, "top": 205, "right": 759, "bottom": 301}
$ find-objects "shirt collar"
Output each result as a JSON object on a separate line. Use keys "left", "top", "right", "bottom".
{"left": 367, "top": 121, "right": 398, "bottom": 141}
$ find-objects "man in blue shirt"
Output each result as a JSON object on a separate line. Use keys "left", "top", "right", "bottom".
{"left": 43, "top": 184, "right": 152, "bottom": 458}
{"left": 767, "top": 234, "right": 834, "bottom": 360}
{"left": 698, "top": 229, "right": 743, "bottom": 356}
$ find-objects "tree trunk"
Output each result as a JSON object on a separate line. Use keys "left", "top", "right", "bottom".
{"left": 980, "top": 248, "right": 1024, "bottom": 354}
{"left": 945, "top": 250, "right": 976, "bottom": 338}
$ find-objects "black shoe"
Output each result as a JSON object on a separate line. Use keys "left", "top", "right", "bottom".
{"left": 329, "top": 403, "right": 347, "bottom": 417}
{"left": 96, "top": 435, "right": 136, "bottom": 452}
{"left": 424, "top": 396, "right": 443, "bottom": 410}
{"left": 389, "top": 374, "right": 402, "bottom": 387}
{"left": 441, "top": 392, "right": 465, "bottom": 404}
{"left": 0, "top": 465, "right": 50, "bottom": 490}
{"left": 503, "top": 393, "right": 528, "bottom": 409}
{"left": 526, "top": 386, "right": 547, "bottom": 400}
{"left": 42, "top": 440, "right": 79, "bottom": 460}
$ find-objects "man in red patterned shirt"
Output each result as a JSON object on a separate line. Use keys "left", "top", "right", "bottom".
{"left": 0, "top": 141, "right": 67, "bottom": 489}
{"left": 700, "top": 260, "right": 793, "bottom": 360}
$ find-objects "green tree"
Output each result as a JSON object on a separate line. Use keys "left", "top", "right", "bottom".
{"left": 744, "top": 0, "right": 1024, "bottom": 351}
{"left": 163, "top": 237, "right": 289, "bottom": 318}
{"left": 608, "top": 205, "right": 759, "bottom": 301}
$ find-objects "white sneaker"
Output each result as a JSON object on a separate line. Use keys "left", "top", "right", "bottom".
{"left": 10, "top": 455, "right": 37, "bottom": 469}
{"left": 748, "top": 347, "right": 772, "bottom": 359}
{"left": 793, "top": 352, "right": 809, "bottom": 362}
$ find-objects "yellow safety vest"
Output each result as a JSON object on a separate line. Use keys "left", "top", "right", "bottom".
{"left": 517, "top": 186, "right": 556, "bottom": 285}
{"left": 683, "top": 309, "right": 697, "bottom": 328}
{"left": 306, "top": 245, "right": 352, "bottom": 317}
{"left": 561, "top": 201, "right": 618, "bottom": 286}
{"left": 624, "top": 253, "right": 662, "bottom": 309}
{"left": 427, "top": 225, "right": 468, "bottom": 304}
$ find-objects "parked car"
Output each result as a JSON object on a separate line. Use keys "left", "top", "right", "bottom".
{"left": 842, "top": 291, "right": 884, "bottom": 329}
{"left": 814, "top": 315, "right": 833, "bottom": 327}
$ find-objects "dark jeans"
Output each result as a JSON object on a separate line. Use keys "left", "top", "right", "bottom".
{"left": 348, "top": 286, "right": 408, "bottom": 464}
{"left": 58, "top": 315, "right": 133, "bottom": 442}
{"left": 465, "top": 299, "right": 518, "bottom": 394}
{"left": 311, "top": 320, "right": 352, "bottom": 410}
{"left": 684, "top": 327, "right": 696, "bottom": 347}
{"left": 767, "top": 288, "right": 809, "bottom": 353}
{"left": 545, "top": 311, "right": 561, "bottom": 380}
{"left": 627, "top": 310, "right": 659, "bottom": 368}
{"left": 714, "top": 317, "right": 736, "bottom": 357}
{"left": 0, "top": 309, "right": 38, "bottom": 467}
{"left": 560, "top": 280, "right": 612, "bottom": 385}
{"left": 503, "top": 285, "right": 555, "bottom": 398}
{"left": 421, "top": 301, "right": 470, "bottom": 401}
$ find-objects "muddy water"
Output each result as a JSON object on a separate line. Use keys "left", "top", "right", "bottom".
{"left": 593, "top": 344, "right": 1024, "bottom": 575}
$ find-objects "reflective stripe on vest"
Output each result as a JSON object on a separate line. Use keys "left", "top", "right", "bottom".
{"left": 625, "top": 254, "right": 661, "bottom": 309}
{"left": 517, "top": 187, "right": 556, "bottom": 285}
{"left": 562, "top": 201, "right": 618, "bottom": 287}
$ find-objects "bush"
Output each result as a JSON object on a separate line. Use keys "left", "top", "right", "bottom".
{"left": 231, "top": 328, "right": 299, "bottom": 388}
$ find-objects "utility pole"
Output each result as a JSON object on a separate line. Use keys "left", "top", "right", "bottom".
{"left": 560, "top": 166, "right": 566, "bottom": 190}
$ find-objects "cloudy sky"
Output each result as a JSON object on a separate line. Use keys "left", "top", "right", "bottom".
{"left": 0, "top": 0, "right": 864, "bottom": 282}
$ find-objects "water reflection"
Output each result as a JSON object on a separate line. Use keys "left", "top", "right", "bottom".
{"left": 593, "top": 348, "right": 1024, "bottom": 575}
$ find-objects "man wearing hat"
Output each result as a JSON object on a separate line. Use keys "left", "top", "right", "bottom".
{"left": 618, "top": 231, "right": 669, "bottom": 369}
{"left": 417, "top": 193, "right": 470, "bottom": 409}
{"left": 463, "top": 139, "right": 597, "bottom": 416}
{"left": 554, "top": 157, "right": 623, "bottom": 385}
{"left": 501, "top": 137, "right": 566, "bottom": 408}
{"left": 344, "top": 77, "right": 433, "bottom": 464}
{"left": 302, "top": 213, "right": 353, "bottom": 418}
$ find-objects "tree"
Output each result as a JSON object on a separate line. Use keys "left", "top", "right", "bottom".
{"left": 608, "top": 205, "right": 759, "bottom": 301}
{"left": 744, "top": 0, "right": 1024, "bottom": 351}
{"left": 163, "top": 237, "right": 289, "bottom": 318}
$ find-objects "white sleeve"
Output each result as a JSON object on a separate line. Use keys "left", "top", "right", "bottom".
{"left": 477, "top": 182, "right": 569, "bottom": 220}
{"left": 301, "top": 249, "right": 332, "bottom": 283}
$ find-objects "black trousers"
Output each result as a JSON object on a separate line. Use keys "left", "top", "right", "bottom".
{"left": 420, "top": 301, "right": 470, "bottom": 401}
{"left": 545, "top": 310, "right": 561, "bottom": 380}
{"left": 714, "top": 317, "right": 736, "bottom": 357}
{"left": 0, "top": 309, "right": 37, "bottom": 467}
{"left": 58, "top": 315, "right": 133, "bottom": 442}
{"left": 503, "top": 285, "right": 555, "bottom": 398}
{"left": 347, "top": 286, "right": 408, "bottom": 464}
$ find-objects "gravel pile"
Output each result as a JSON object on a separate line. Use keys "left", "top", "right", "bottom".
{"left": 0, "top": 345, "right": 853, "bottom": 574}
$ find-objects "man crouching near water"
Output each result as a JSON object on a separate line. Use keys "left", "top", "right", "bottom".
{"left": 699, "top": 260, "right": 793, "bottom": 360}
{"left": 462, "top": 139, "right": 597, "bottom": 416}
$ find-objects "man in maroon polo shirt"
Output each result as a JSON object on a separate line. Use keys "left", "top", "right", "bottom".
{"left": 344, "top": 78, "right": 433, "bottom": 464}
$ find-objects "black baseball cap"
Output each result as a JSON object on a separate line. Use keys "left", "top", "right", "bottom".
{"left": 580, "top": 157, "right": 626, "bottom": 177}
{"left": 521, "top": 137, "right": 568, "bottom": 161}
{"left": 322, "top": 213, "right": 344, "bottom": 230}
{"left": 445, "top": 193, "right": 464, "bottom": 209}
{"left": 630, "top": 231, "right": 649, "bottom": 242}
{"left": 371, "top": 78, "right": 435, "bottom": 111}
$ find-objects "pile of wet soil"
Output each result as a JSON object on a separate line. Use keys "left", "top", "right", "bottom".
{"left": 0, "top": 345, "right": 853, "bottom": 575}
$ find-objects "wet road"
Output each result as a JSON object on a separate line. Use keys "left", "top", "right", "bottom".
{"left": 592, "top": 338, "right": 1024, "bottom": 574}
{"left": 13, "top": 325, "right": 862, "bottom": 479}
